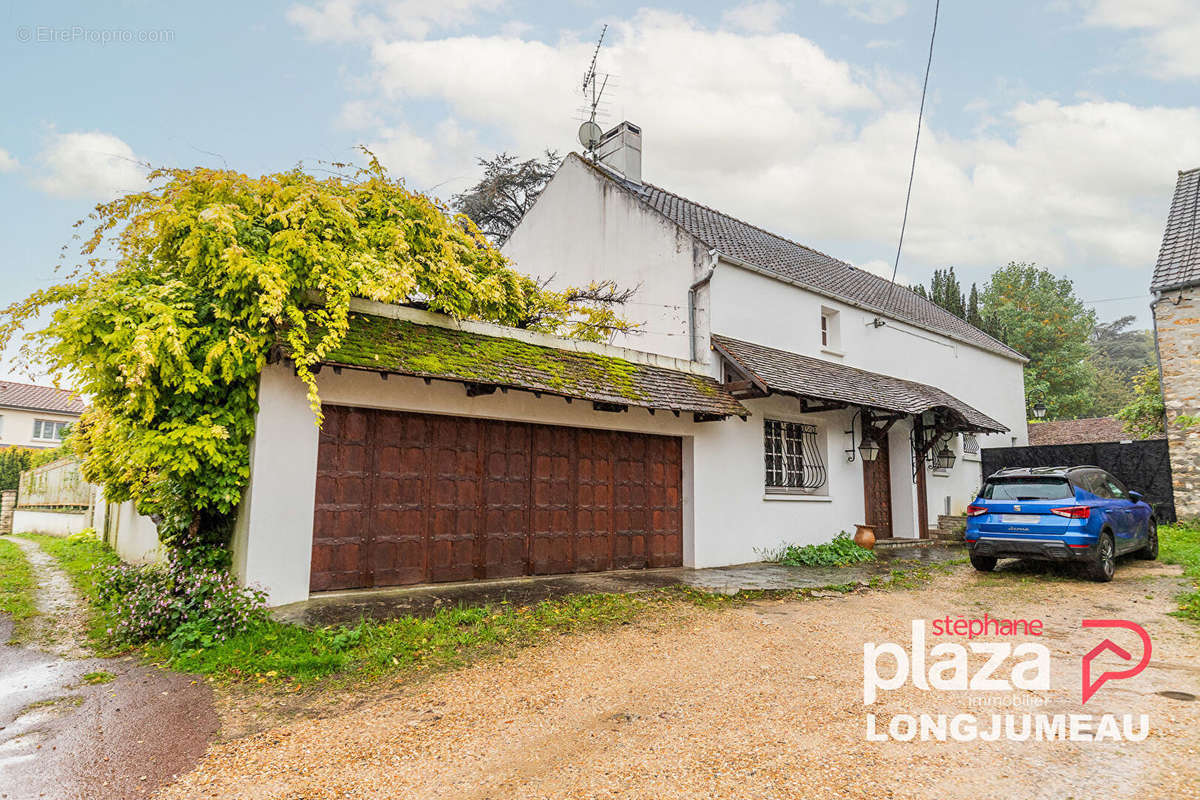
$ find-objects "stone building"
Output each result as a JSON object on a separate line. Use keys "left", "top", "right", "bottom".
{"left": 1152, "top": 167, "right": 1200, "bottom": 518}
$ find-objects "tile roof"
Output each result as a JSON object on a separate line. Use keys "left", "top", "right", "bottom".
{"left": 573, "top": 155, "right": 1025, "bottom": 362}
{"left": 1027, "top": 416, "right": 1160, "bottom": 446}
{"left": 1152, "top": 167, "right": 1200, "bottom": 292}
{"left": 316, "top": 313, "right": 747, "bottom": 418}
{"left": 0, "top": 381, "right": 85, "bottom": 414}
{"left": 712, "top": 334, "right": 1007, "bottom": 433}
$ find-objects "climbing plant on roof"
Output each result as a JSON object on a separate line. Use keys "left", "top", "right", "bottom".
{"left": 0, "top": 151, "right": 633, "bottom": 553}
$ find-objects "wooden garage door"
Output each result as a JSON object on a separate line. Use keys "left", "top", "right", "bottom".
{"left": 310, "top": 406, "right": 684, "bottom": 592}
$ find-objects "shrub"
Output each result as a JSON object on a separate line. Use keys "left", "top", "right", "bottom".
{"left": 763, "top": 532, "right": 877, "bottom": 567}
{"left": 0, "top": 446, "right": 34, "bottom": 491}
{"left": 97, "top": 553, "right": 268, "bottom": 645}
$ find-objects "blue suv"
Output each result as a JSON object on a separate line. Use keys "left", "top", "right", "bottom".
{"left": 965, "top": 466, "right": 1157, "bottom": 582}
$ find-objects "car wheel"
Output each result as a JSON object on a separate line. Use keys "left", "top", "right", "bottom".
{"left": 1087, "top": 533, "right": 1116, "bottom": 582}
{"left": 970, "top": 553, "right": 997, "bottom": 572}
{"left": 1136, "top": 519, "right": 1159, "bottom": 560}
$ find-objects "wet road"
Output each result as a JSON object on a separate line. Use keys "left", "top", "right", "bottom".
{"left": 0, "top": 535, "right": 218, "bottom": 800}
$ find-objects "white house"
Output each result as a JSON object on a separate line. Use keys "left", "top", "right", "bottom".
{"left": 0, "top": 381, "right": 85, "bottom": 449}
{"left": 213, "top": 121, "right": 1028, "bottom": 607}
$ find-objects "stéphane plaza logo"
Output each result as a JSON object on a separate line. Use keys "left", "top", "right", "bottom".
{"left": 863, "top": 615, "right": 1151, "bottom": 742}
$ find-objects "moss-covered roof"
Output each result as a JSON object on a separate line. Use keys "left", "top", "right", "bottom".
{"left": 317, "top": 314, "right": 747, "bottom": 418}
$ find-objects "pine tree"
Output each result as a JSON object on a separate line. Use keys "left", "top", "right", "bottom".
{"left": 967, "top": 283, "right": 982, "bottom": 327}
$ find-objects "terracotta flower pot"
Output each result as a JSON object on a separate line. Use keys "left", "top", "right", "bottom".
{"left": 853, "top": 524, "right": 876, "bottom": 550}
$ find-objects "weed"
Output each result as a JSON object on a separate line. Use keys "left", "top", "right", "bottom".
{"left": 1159, "top": 521, "right": 1200, "bottom": 622}
{"left": 81, "top": 670, "right": 116, "bottom": 685}
{"left": 761, "top": 532, "right": 876, "bottom": 567}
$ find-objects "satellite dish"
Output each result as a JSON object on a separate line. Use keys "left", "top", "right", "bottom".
{"left": 578, "top": 121, "right": 602, "bottom": 151}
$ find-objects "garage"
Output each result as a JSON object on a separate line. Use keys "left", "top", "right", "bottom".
{"left": 310, "top": 406, "right": 685, "bottom": 591}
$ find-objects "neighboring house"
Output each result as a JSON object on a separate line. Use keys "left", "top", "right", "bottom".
{"left": 168, "top": 121, "right": 1026, "bottom": 608}
{"left": 1151, "top": 166, "right": 1200, "bottom": 518}
{"left": 1027, "top": 417, "right": 1160, "bottom": 446}
{"left": 0, "top": 381, "right": 85, "bottom": 449}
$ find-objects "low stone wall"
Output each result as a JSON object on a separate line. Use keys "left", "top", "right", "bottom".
{"left": 1155, "top": 291, "right": 1200, "bottom": 518}
{"left": 0, "top": 490, "right": 15, "bottom": 535}
{"left": 11, "top": 508, "right": 88, "bottom": 537}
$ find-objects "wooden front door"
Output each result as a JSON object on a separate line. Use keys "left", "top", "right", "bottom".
{"left": 310, "top": 406, "right": 684, "bottom": 592}
{"left": 862, "top": 436, "right": 893, "bottom": 539}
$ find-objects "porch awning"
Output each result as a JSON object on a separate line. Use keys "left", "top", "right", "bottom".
{"left": 711, "top": 334, "right": 1007, "bottom": 433}
{"left": 305, "top": 313, "right": 747, "bottom": 419}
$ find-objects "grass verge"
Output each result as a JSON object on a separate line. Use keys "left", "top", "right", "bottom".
{"left": 0, "top": 537, "right": 37, "bottom": 641}
{"left": 22, "top": 530, "right": 964, "bottom": 688}
{"left": 1159, "top": 521, "right": 1200, "bottom": 621}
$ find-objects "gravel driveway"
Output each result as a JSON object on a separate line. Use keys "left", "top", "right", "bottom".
{"left": 158, "top": 559, "right": 1200, "bottom": 800}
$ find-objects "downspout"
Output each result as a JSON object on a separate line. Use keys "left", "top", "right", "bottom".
{"left": 687, "top": 251, "right": 718, "bottom": 363}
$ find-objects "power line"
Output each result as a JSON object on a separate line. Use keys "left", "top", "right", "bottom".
{"left": 882, "top": 0, "right": 940, "bottom": 316}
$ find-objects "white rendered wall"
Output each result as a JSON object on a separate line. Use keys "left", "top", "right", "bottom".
{"left": 11, "top": 509, "right": 85, "bottom": 536}
{"left": 687, "top": 396, "right": 869, "bottom": 567}
{"left": 709, "top": 263, "right": 1027, "bottom": 525}
{"left": 502, "top": 155, "right": 706, "bottom": 362}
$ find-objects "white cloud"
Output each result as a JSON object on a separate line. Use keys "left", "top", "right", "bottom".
{"left": 368, "top": 118, "right": 480, "bottom": 197}
{"left": 0, "top": 148, "right": 17, "bottom": 172}
{"left": 299, "top": 7, "right": 1200, "bottom": 277}
{"left": 721, "top": 1, "right": 787, "bottom": 34}
{"left": 287, "top": 0, "right": 505, "bottom": 42}
{"left": 1080, "top": 0, "right": 1200, "bottom": 78}
{"left": 35, "top": 131, "right": 146, "bottom": 199}
{"left": 821, "top": 0, "right": 908, "bottom": 24}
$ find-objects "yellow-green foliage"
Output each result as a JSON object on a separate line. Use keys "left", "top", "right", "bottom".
{"left": 0, "top": 153, "right": 630, "bottom": 545}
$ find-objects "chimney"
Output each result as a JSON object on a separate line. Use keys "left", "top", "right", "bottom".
{"left": 596, "top": 121, "right": 642, "bottom": 184}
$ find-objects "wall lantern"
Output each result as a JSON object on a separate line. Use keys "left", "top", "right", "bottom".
{"left": 858, "top": 436, "right": 881, "bottom": 462}
{"left": 1031, "top": 401, "right": 1047, "bottom": 420}
{"left": 933, "top": 445, "right": 957, "bottom": 471}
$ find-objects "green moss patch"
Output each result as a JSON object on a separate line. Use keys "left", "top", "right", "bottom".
{"left": 317, "top": 314, "right": 744, "bottom": 416}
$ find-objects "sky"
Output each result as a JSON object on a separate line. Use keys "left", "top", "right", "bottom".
{"left": 3, "top": 0, "right": 1199, "bottom": 381}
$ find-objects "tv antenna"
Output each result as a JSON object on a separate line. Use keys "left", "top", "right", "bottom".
{"left": 578, "top": 25, "right": 609, "bottom": 155}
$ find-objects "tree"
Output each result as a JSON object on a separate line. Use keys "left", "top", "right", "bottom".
{"left": 978, "top": 262, "right": 1096, "bottom": 420}
{"left": 966, "top": 283, "right": 982, "bottom": 328}
{"left": 452, "top": 150, "right": 562, "bottom": 244}
{"left": 917, "top": 267, "right": 966, "bottom": 319}
{"left": 1089, "top": 315, "right": 1154, "bottom": 380}
{"left": 1116, "top": 366, "right": 1165, "bottom": 438}
{"left": 0, "top": 154, "right": 631, "bottom": 557}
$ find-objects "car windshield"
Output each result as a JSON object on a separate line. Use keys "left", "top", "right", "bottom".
{"left": 982, "top": 477, "right": 1074, "bottom": 501}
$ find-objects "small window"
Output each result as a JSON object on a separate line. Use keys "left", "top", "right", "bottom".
{"left": 819, "top": 307, "right": 841, "bottom": 352}
{"left": 33, "top": 419, "right": 70, "bottom": 441}
{"left": 962, "top": 433, "right": 979, "bottom": 454}
{"left": 764, "top": 419, "right": 826, "bottom": 492}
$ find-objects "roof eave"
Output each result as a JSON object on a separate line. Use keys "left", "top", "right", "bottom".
{"left": 308, "top": 357, "right": 747, "bottom": 420}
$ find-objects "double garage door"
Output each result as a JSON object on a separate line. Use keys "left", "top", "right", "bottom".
{"left": 310, "top": 406, "right": 684, "bottom": 592}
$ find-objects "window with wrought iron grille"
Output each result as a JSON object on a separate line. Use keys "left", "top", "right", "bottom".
{"left": 962, "top": 433, "right": 980, "bottom": 455}
{"left": 764, "top": 419, "right": 827, "bottom": 492}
